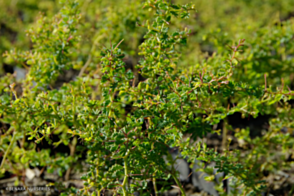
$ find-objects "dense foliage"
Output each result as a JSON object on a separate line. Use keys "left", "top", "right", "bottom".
{"left": 1, "top": 0, "right": 294, "bottom": 195}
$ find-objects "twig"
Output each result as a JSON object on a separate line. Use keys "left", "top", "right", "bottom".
{"left": 0, "top": 127, "right": 16, "bottom": 170}
{"left": 65, "top": 137, "right": 77, "bottom": 181}
{"left": 264, "top": 74, "right": 267, "bottom": 91}
{"left": 114, "top": 39, "right": 124, "bottom": 49}
{"left": 78, "top": 35, "right": 103, "bottom": 77}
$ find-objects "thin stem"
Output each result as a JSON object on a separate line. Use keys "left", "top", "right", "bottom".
{"left": 96, "top": 151, "right": 101, "bottom": 195}
{"left": 78, "top": 35, "right": 104, "bottom": 77}
{"left": 171, "top": 172, "right": 186, "bottom": 196}
{"left": 152, "top": 172, "right": 158, "bottom": 196}
{"left": 21, "top": 172, "right": 33, "bottom": 196}
{"left": 264, "top": 73, "right": 267, "bottom": 91}
{"left": 65, "top": 137, "right": 77, "bottom": 181}
{"left": 222, "top": 118, "right": 228, "bottom": 151}
{"left": 0, "top": 127, "right": 16, "bottom": 170}
{"left": 122, "top": 150, "right": 130, "bottom": 196}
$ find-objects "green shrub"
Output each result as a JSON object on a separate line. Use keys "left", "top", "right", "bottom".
{"left": 1, "top": 0, "right": 294, "bottom": 195}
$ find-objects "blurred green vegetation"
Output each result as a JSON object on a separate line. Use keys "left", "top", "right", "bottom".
{"left": 2, "top": 0, "right": 294, "bottom": 88}
{"left": 1, "top": 0, "right": 294, "bottom": 195}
